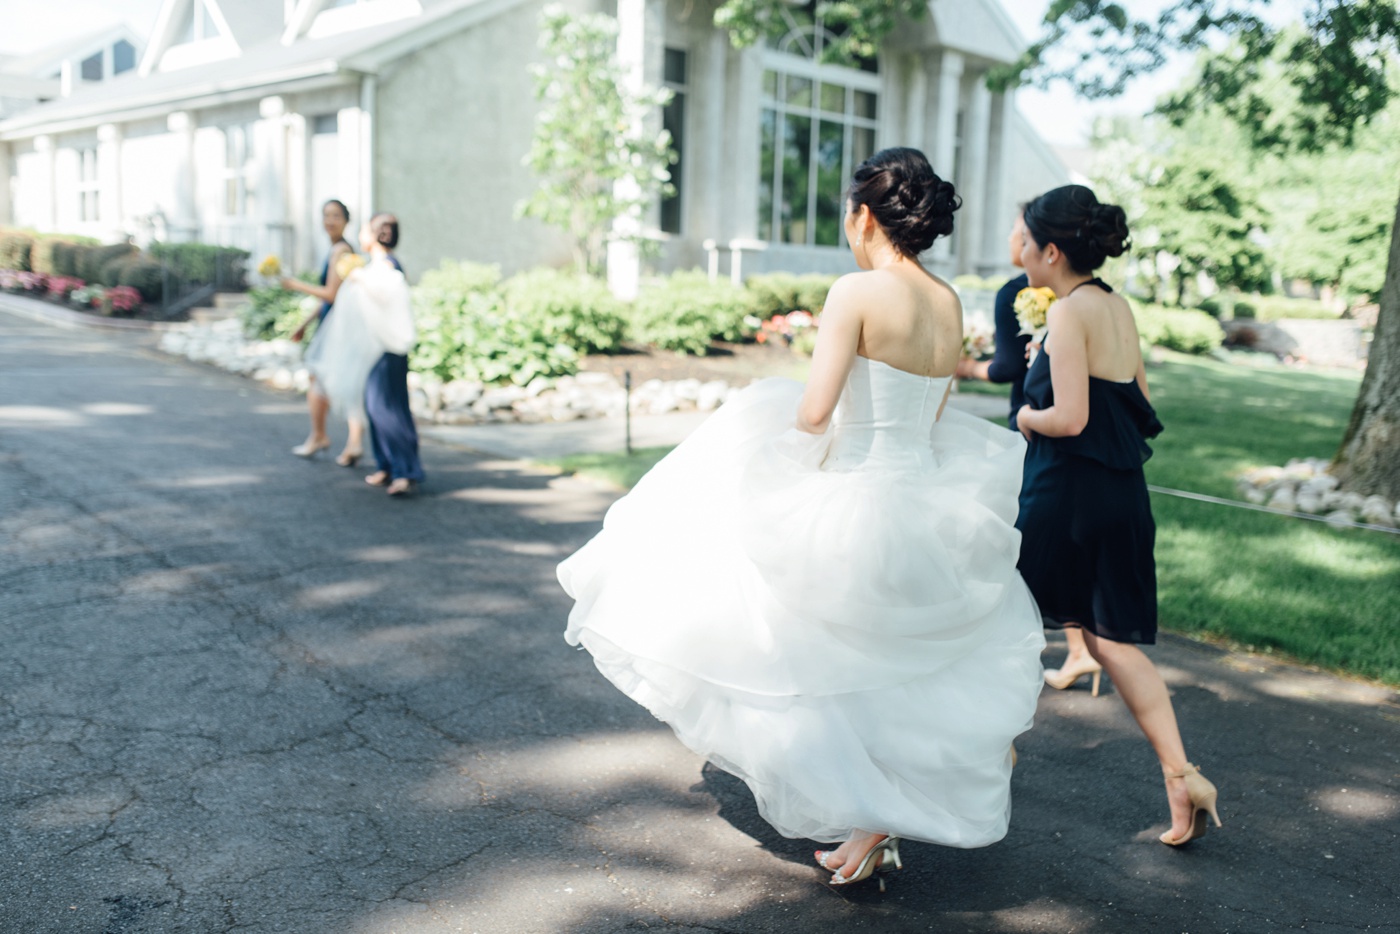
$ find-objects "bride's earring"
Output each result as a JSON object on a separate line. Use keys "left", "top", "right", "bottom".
{"left": 856, "top": 233, "right": 864, "bottom": 247}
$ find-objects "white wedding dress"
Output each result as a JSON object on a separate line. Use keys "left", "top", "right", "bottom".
{"left": 558, "top": 357, "right": 1045, "bottom": 847}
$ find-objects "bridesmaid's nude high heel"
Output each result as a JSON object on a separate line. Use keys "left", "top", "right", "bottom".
{"left": 825, "top": 836, "right": 902, "bottom": 891}
{"left": 1044, "top": 657, "right": 1103, "bottom": 695}
{"left": 292, "top": 438, "right": 330, "bottom": 458}
{"left": 1159, "top": 764, "right": 1222, "bottom": 846}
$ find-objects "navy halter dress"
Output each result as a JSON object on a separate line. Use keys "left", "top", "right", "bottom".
{"left": 1015, "top": 281, "right": 1164, "bottom": 644}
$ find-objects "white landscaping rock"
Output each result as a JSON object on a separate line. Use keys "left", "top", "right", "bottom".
{"left": 697, "top": 380, "right": 729, "bottom": 412}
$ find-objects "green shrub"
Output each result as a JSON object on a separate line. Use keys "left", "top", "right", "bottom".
{"left": 502, "top": 268, "right": 627, "bottom": 354}
{"left": 632, "top": 271, "right": 752, "bottom": 354}
{"left": 0, "top": 229, "right": 34, "bottom": 271}
{"left": 51, "top": 242, "right": 84, "bottom": 278}
{"left": 1248, "top": 294, "right": 1339, "bottom": 321}
{"left": 1197, "top": 297, "right": 1222, "bottom": 317}
{"left": 744, "top": 272, "right": 838, "bottom": 321}
{"left": 148, "top": 242, "right": 249, "bottom": 289}
{"left": 1135, "top": 304, "right": 1224, "bottom": 355}
{"left": 82, "top": 243, "right": 136, "bottom": 283}
{"left": 1232, "top": 301, "right": 1256, "bottom": 320}
{"left": 412, "top": 260, "right": 579, "bottom": 385}
{"left": 117, "top": 259, "right": 166, "bottom": 303}
{"left": 242, "top": 285, "right": 310, "bottom": 340}
{"left": 29, "top": 234, "right": 98, "bottom": 275}
{"left": 952, "top": 273, "right": 1003, "bottom": 292}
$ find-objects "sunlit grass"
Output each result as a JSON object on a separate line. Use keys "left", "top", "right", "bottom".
{"left": 545, "top": 353, "right": 1400, "bottom": 684}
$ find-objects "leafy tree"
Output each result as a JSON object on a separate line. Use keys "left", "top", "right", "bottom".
{"left": 1005, "top": 0, "right": 1400, "bottom": 500}
{"left": 714, "top": 0, "right": 925, "bottom": 63}
{"left": 518, "top": 6, "right": 675, "bottom": 277}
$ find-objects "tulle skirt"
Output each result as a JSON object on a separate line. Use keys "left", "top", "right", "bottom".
{"left": 558, "top": 379, "right": 1045, "bottom": 847}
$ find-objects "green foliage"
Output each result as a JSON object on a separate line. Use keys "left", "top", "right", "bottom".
{"left": 630, "top": 271, "right": 751, "bottom": 354}
{"left": 117, "top": 259, "right": 165, "bottom": 303}
{"left": 518, "top": 6, "right": 676, "bottom": 276}
{"left": 29, "top": 234, "right": 99, "bottom": 275}
{"left": 714, "top": 0, "right": 926, "bottom": 65}
{"left": 82, "top": 243, "right": 136, "bottom": 284}
{"left": 149, "top": 242, "right": 249, "bottom": 289}
{"left": 502, "top": 268, "right": 628, "bottom": 354}
{"left": 242, "top": 275, "right": 317, "bottom": 340}
{"left": 0, "top": 229, "right": 34, "bottom": 271}
{"left": 1247, "top": 295, "right": 1342, "bottom": 322}
{"left": 411, "top": 260, "right": 582, "bottom": 386}
{"left": 1135, "top": 303, "right": 1225, "bottom": 355}
{"left": 743, "top": 272, "right": 837, "bottom": 320}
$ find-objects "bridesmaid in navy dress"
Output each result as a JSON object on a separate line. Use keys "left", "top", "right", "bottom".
{"left": 358, "top": 214, "right": 424, "bottom": 497}
{"left": 1013, "top": 185, "right": 1223, "bottom": 847}
{"left": 284, "top": 198, "right": 366, "bottom": 466}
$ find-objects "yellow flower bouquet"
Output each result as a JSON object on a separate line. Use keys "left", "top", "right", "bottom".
{"left": 1013, "top": 286, "right": 1056, "bottom": 337}
{"left": 257, "top": 255, "right": 282, "bottom": 278}
{"left": 335, "top": 252, "right": 365, "bottom": 281}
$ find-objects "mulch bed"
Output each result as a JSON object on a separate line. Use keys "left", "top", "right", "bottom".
{"left": 578, "top": 341, "right": 813, "bottom": 386}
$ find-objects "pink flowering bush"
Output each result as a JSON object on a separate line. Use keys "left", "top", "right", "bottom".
{"left": 108, "top": 286, "right": 141, "bottom": 313}
{"left": 0, "top": 269, "right": 19, "bottom": 291}
{"left": 47, "top": 275, "right": 84, "bottom": 300}
{"left": 18, "top": 271, "right": 47, "bottom": 292}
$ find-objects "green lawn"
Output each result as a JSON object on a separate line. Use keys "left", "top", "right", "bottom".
{"left": 545, "top": 353, "right": 1400, "bottom": 684}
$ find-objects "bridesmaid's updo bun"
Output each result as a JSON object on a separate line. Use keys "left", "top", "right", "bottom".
{"left": 370, "top": 212, "right": 400, "bottom": 249}
{"left": 848, "top": 147, "right": 959, "bottom": 257}
{"left": 1022, "top": 185, "right": 1130, "bottom": 273}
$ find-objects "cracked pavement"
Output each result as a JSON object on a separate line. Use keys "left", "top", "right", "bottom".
{"left": 2, "top": 307, "right": 1398, "bottom": 933}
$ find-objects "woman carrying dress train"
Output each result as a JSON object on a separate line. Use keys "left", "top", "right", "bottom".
{"left": 284, "top": 198, "right": 367, "bottom": 467}
{"left": 558, "top": 148, "right": 1046, "bottom": 887}
{"left": 356, "top": 214, "right": 424, "bottom": 497}
{"left": 1013, "top": 184, "right": 1222, "bottom": 846}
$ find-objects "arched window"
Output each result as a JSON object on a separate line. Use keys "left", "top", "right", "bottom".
{"left": 758, "top": 20, "right": 879, "bottom": 247}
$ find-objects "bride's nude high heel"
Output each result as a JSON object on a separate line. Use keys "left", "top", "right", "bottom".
{"left": 1043, "top": 656, "right": 1103, "bottom": 695}
{"left": 1159, "top": 764, "right": 1222, "bottom": 846}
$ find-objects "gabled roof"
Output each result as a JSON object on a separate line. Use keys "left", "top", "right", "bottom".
{"left": 926, "top": 0, "right": 1027, "bottom": 65}
{"left": 0, "top": 0, "right": 527, "bottom": 139}
{"left": 1, "top": 24, "right": 144, "bottom": 78}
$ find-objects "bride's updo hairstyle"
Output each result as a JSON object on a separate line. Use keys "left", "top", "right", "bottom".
{"left": 848, "top": 147, "right": 960, "bottom": 257}
{"left": 1022, "top": 185, "right": 1130, "bottom": 273}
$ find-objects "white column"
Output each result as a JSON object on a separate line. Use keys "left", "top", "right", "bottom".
{"left": 694, "top": 30, "right": 727, "bottom": 247}
{"left": 957, "top": 72, "right": 992, "bottom": 276}
{"left": 167, "top": 111, "right": 197, "bottom": 239}
{"left": 97, "top": 123, "right": 123, "bottom": 238}
{"left": 285, "top": 111, "right": 310, "bottom": 271}
{"left": 0, "top": 143, "right": 12, "bottom": 227}
{"left": 335, "top": 104, "right": 366, "bottom": 225}
{"left": 980, "top": 90, "right": 1015, "bottom": 274}
{"left": 727, "top": 44, "right": 763, "bottom": 243}
{"left": 608, "top": 0, "right": 664, "bottom": 299}
{"left": 358, "top": 75, "right": 375, "bottom": 223}
{"left": 257, "top": 95, "right": 289, "bottom": 262}
{"left": 33, "top": 134, "right": 56, "bottom": 231}
{"left": 930, "top": 50, "right": 963, "bottom": 267}
{"left": 903, "top": 54, "right": 926, "bottom": 152}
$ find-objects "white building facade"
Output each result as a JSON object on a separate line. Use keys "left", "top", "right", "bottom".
{"left": 0, "top": 0, "right": 1067, "bottom": 284}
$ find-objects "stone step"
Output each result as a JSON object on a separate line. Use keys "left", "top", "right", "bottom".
{"left": 189, "top": 307, "right": 240, "bottom": 324}
{"left": 213, "top": 292, "right": 251, "bottom": 310}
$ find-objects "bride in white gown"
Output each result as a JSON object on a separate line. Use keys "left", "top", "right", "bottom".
{"left": 558, "top": 147, "right": 1045, "bottom": 887}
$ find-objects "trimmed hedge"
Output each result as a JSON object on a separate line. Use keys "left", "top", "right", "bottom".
{"left": 149, "top": 242, "right": 249, "bottom": 289}
{"left": 743, "top": 272, "right": 837, "bottom": 321}
{"left": 0, "top": 229, "right": 34, "bottom": 271}
{"left": 117, "top": 259, "right": 165, "bottom": 303}
{"left": 1135, "top": 304, "right": 1224, "bottom": 355}
{"left": 501, "top": 268, "right": 627, "bottom": 355}
{"left": 81, "top": 243, "right": 137, "bottom": 283}
{"left": 631, "top": 271, "right": 751, "bottom": 354}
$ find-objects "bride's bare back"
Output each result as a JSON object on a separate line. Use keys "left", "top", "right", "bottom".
{"left": 796, "top": 261, "right": 962, "bottom": 433}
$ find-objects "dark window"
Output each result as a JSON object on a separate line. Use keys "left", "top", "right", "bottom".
{"left": 81, "top": 52, "right": 103, "bottom": 82}
{"left": 114, "top": 40, "right": 136, "bottom": 74}
{"left": 312, "top": 113, "right": 338, "bottom": 134}
{"left": 659, "top": 48, "right": 688, "bottom": 235}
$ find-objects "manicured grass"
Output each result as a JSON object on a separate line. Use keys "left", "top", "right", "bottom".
{"left": 547, "top": 353, "right": 1400, "bottom": 684}
{"left": 546, "top": 446, "right": 674, "bottom": 491}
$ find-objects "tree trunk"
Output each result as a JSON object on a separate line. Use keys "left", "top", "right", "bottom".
{"left": 1332, "top": 190, "right": 1400, "bottom": 500}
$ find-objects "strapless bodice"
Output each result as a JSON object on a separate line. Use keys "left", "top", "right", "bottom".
{"left": 825, "top": 356, "right": 953, "bottom": 471}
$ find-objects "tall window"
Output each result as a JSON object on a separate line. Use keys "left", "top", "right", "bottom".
{"left": 758, "top": 24, "right": 878, "bottom": 246}
{"left": 660, "top": 47, "right": 687, "bottom": 235}
{"left": 222, "top": 124, "right": 254, "bottom": 217}
{"left": 81, "top": 52, "right": 103, "bottom": 82}
{"left": 78, "top": 149, "right": 99, "bottom": 222}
